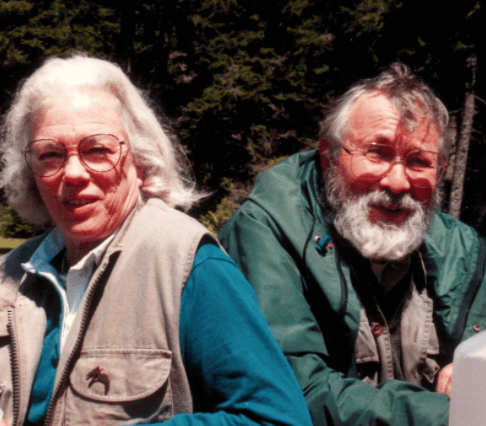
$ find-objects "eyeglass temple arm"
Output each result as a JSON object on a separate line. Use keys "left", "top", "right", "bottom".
{"left": 341, "top": 145, "right": 353, "bottom": 155}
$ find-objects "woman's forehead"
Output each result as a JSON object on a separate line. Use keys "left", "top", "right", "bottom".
{"left": 31, "top": 88, "right": 125, "bottom": 141}
{"left": 47, "top": 87, "right": 119, "bottom": 109}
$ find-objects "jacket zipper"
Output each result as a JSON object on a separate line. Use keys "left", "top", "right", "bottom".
{"left": 7, "top": 310, "right": 20, "bottom": 426}
{"left": 43, "top": 255, "right": 114, "bottom": 426}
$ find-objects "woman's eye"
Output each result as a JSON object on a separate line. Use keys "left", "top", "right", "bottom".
{"left": 84, "top": 146, "right": 111, "bottom": 155}
{"left": 38, "top": 151, "right": 63, "bottom": 161}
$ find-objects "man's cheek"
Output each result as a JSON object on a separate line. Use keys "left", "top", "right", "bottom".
{"left": 410, "top": 181, "right": 435, "bottom": 205}
{"left": 348, "top": 177, "right": 377, "bottom": 196}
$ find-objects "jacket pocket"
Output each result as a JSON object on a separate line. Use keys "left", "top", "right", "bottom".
{"left": 65, "top": 349, "right": 173, "bottom": 425}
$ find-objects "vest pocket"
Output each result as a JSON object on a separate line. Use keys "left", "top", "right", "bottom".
{"left": 0, "top": 309, "right": 13, "bottom": 424}
{"left": 66, "top": 348, "right": 173, "bottom": 424}
{"left": 354, "top": 314, "right": 380, "bottom": 386}
{"left": 0, "top": 309, "right": 10, "bottom": 338}
{"left": 422, "top": 319, "right": 441, "bottom": 385}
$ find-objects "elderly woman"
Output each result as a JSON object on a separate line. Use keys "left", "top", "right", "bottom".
{"left": 0, "top": 55, "right": 311, "bottom": 426}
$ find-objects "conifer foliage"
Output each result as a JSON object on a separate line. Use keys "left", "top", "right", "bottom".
{"left": 0, "top": 0, "right": 486, "bottom": 235}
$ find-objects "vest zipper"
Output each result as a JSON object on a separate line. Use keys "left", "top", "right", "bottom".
{"left": 43, "top": 256, "right": 114, "bottom": 426}
{"left": 7, "top": 310, "right": 20, "bottom": 426}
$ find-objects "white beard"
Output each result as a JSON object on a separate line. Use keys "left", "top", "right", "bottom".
{"left": 332, "top": 189, "right": 431, "bottom": 262}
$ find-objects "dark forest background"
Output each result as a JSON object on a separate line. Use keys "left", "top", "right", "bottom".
{"left": 1, "top": 0, "right": 485, "bottom": 237}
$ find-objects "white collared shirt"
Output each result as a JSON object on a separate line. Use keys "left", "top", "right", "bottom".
{"left": 21, "top": 228, "right": 115, "bottom": 351}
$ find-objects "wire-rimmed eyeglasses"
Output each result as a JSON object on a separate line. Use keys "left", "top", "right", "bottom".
{"left": 23, "top": 134, "right": 126, "bottom": 177}
{"left": 341, "top": 143, "right": 447, "bottom": 187}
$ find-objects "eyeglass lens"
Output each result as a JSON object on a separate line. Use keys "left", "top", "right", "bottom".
{"left": 351, "top": 144, "right": 445, "bottom": 184}
{"left": 25, "top": 134, "right": 122, "bottom": 177}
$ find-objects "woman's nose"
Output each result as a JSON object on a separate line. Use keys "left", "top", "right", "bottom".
{"left": 62, "top": 153, "right": 91, "bottom": 184}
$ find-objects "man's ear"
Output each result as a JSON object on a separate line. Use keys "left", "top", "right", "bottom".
{"left": 319, "top": 138, "right": 330, "bottom": 171}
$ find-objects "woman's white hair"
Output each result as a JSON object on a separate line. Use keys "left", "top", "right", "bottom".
{"left": 0, "top": 53, "right": 204, "bottom": 225}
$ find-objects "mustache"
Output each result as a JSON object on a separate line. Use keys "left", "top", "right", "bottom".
{"left": 332, "top": 188, "right": 428, "bottom": 261}
{"left": 367, "top": 190, "right": 420, "bottom": 211}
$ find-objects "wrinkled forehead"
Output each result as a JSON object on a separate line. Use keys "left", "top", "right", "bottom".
{"left": 347, "top": 91, "right": 440, "bottom": 151}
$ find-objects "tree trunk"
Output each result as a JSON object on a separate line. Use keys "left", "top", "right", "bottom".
{"left": 155, "top": 0, "right": 174, "bottom": 91}
{"left": 448, "top": 55, "right": 477, "bottom": 219}
{"left": 444, "top": 114, "right": 458, "bottom": 182}
{"left": 118, "top": 0, "right": 135, "bottom": 75}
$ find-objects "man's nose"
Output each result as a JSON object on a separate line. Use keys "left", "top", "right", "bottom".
{"left": 379, "top": 161, "right": 411, "bottom": 194}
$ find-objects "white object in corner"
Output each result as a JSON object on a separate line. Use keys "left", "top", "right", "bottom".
{"left": 449, "top": 330, "right": 486, "bottom": 425}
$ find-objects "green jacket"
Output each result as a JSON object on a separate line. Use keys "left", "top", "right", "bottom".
{"left": 219, "top": 150, "right": 486, "bottom": 426}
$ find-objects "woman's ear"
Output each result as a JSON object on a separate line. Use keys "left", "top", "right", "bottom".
{"left": 319, "top": 138, "right": 330, "bottom": 171}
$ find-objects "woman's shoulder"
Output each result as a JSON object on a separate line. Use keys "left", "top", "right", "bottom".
{"left": 138, "top": 198, "right": 210, "bottom": 234}
{"left": 116, "top": 198, "right": 217, "bottom": 257}
{"left": 1, "top": 232, "right": 50, "bottom": 278}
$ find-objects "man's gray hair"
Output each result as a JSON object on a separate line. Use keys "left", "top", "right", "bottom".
{"left": 319, "top": 62, "right": 449, "bottom": 162}
{"left": 0, "top": 53, "right": 204, "bottom": 225}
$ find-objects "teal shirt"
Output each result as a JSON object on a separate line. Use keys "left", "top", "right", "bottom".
{"left": 25, "top": 241, "right": 311, "bottom": 426}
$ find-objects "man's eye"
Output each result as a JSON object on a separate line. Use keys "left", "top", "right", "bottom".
{"left": 407, "top": 152, "right": 435, "bottom": 169}
{"left": 363, "top": 145, "right": 394, "bottom": 161}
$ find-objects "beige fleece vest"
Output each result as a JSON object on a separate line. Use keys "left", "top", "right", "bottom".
{"left": 0, "top": 199, "right": 216, "bottom": 426}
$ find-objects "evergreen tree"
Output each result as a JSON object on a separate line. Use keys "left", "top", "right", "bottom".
{"left": 1, "top": 0, "right": 486, "bottom": 234}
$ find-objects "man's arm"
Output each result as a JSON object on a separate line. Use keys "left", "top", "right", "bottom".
{"left": 219, "top": 204, "right": 450, "bottom": 426}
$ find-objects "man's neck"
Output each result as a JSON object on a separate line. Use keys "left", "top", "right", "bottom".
{"left": 371, "top": 262, "right": 387, "bottom": 282}
{"left": 371, "top": 256, "right": 412, "bottom": 295}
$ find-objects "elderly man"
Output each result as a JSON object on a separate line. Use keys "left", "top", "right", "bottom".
{"left": 219, "top": 63, "right": 486, "bottom": 425}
